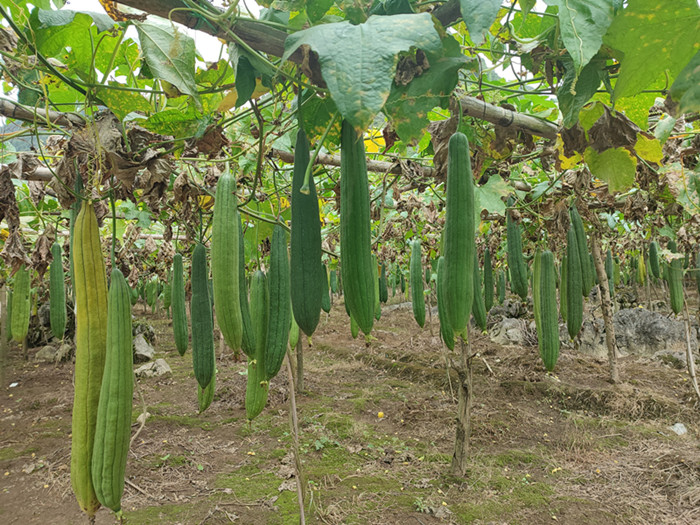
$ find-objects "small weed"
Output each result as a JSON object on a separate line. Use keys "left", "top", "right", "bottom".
{"left": 313, "top": 436, "right": 337, "bottom": 451}
{"left": 413, "top": 497, "right": 429, "bottom": 513}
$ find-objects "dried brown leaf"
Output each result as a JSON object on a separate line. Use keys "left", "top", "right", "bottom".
{"left": 428, "top": 115, "right": 457, "bottom": 181}
{"left": 588, "top": 106, "right": 640, "bottom": 153}
{"left": 1, "top": 230, "right": 31, "bottom": 274}
{"left": 31, "top": 229, "right": 54, "bottom": 278}
{"left": 0, "top": 165, "right": 19, "bottom": 230}
{"left": 173, "top": 171, "right": 196, "bottom": 204}
{"left": 188, "top": 125, "right": 230, "bottom": 158}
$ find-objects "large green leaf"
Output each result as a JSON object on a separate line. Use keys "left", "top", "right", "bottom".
{"left": 458, "top": 0, "right": 501, "bottom": 45}
{"left": 306, "top": 0, "right": 334, "bottom": 22}
{"left": 135, "top": 22, "right": 200, "bottom": 108}
{"left": 36, "top": 8, "right": 115, "bottom": 32}
{"left": 369, "top": 0, "right": 414, "bottom": 16}
{"left": 604, "top": 0, "right": 700, "bottom": 101}
{"left": 283, "top": 13, "right": 442, "bottom": 131}
{"left": 544, "top": 0, "right": 613, "bottom": 75}
{"left": 558, "top": 57, "right": 606, "bottom": 128}
{"left": 96, "top": 84, "right": 152, "bottom": 121}
{"left": 142, "top": 107, "right": 213, "bottom": 138}
{"left": 301, "top": 95, "right": 342, "bottom": 144}
{"left": 584, "top": 146, "right": 636, "bottom": 193}
{"left": 670, "top": 50, "right": 700, "bottom": 114}
{"left": 384, "top": 56, "right": 471, "bottom": 142}
{"left": 31, "top": 11, "right": 99, "bottom": 74}
{"left": 474, "top": 174, "right": 509, "bottom": 218}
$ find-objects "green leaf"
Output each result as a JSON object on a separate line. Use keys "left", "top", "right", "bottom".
{"left": 95, "top": 84, "right": 152, "bottom": 120}
{"left": 578, "top": 101, "right": 605, "bottom": 131}
{"left": 544, "top": 0, "right": 613, "bottom": 75}
{"left": 604, "top": 0, "right": 700, "bottom": 101}
{"left": 334, "top": 0, "right": 367, "bottom": 24}
{"left": 301, "top": 95, "right": 342, "bottom": 144}
{"left": 136, "top": 22, "right": 200, "bottom": 108}
{"left": 558, "top": 57, "right": 606, "bottom": 128}
{"left": 584, "top": 146, "right": 637, "bottom": 193}
{"left": 229, "top": 43, "right": 277, "bottom": 80}
{"left": 384, "top": 56, "right": 471, "bottom": 142}
{"left": 458, "top": 0, "right": 502, "bottom": 45}
{"left": 31, "top": 11, "right": 97, "bottom": 73}
{"left": 36, "top": 8, "right": 115, "bottom": 32}
{"left": 283, "top": 14, "right": 442, "bottom": 131}
{"left": 100, "top": 38, "right": 141, "bottom": 79}
{"left": 306, "top": 0, "right": 334, "bottom": 21}
{"left": 670, "top": 50, "right": 700, "bottom": 114}
{"left": 234, "top": 56, "right": 257, "bottom": 108}
{"left": 17, "top": 70, "right": 40, "bottom": 105}
{"left": 654, "top": 115, "right": 676, "bottom": 144}
{"left": 119, "top": 201, "right": 152, "bottom": 228}
{"left": 519, "top": 0, "right": 537, "bottom": 19}
{"left": 142, "top": 107, "right": 213, "bottom": 138}
{"left": 531, "top": 178, "right": 561, "bottom": 201}
{"left": 474, "top": 174, "right": 509, "bottom": 218}
{"left": 370, "top": 0, "right": 414, "bottom": 16}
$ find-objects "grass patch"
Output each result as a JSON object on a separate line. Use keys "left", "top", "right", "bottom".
{"left": 0, "top": 446, "right": 39, "bottom": 461}
{"left": 305, "top": 445, "right": 364, "bottom": 479}
{"left": 150, "top": 413, "right": 214, "bottom": 430}
{"left": 214, "top": 464, "right": 279, "bottom": 500}
{"left": 453, "top": 478, "right": 554, "bottom": 523}
{"left": 142, "top": 453, "right": 191, "bottom": 470}
{"left": 492, "top": 448, "right": 547, "bottom": 468}
{"left": 125, "top": 502, "right": 205, "bottom": 524}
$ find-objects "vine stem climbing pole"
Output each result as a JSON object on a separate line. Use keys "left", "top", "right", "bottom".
{"left": 451, "top": 332, "right": 473, "bottom": 476}
{"left": 0, "top": 286, "right": 6, "bottom": 386}
{"left": 683, "top": 300, "right": 700, "bottom": 404}
{"left": 296, "top": 338, "right": 304, "bottom": 393}
{"left": 426, "top": 278, "right": 434, "bottom": 337}
{"left": 285, "top": 354, "right": 306, "bottom": 525}
{"left": 591, "top": 232, "right": 620, "bottom": 384}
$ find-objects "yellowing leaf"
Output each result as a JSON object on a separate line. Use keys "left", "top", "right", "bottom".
{"left": 218, "top": 89, "right": 238, "bottom": 112}
{"left": 218, "top": 79, "right": 268, "bottom": 113}
{"left": 555, "top": 137, "right": 582, "bottom": 169}
{"left": 197, "top": 195, "right": 214, "bottom": 209}
{"left": 634, "top": 134, "right": 663, "bottom": 164}
{"left": 250, "top": 79, "right": 270, "bottom": 99}
{"left": 364, "top": 131, "right": 385, "bottom": 153}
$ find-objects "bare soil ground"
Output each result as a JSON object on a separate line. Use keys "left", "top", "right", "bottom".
{"left": 1, "top": 295, "right": 699, "bottom": 525}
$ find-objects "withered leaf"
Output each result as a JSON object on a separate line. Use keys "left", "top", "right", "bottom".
{"left": 428, "top": 115, "right": 457, "bottom": 181}
{"left": 31, "top": 229, "right": 54, "bottom": 278}
{"left": 588, "top": 106, "right": 640, "bottom": 153}
{"left": 1, "top": 230, "right": 31, "bottom": 274}
{"left": 0, "top": 165, "right": 19, "bottom": 230}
